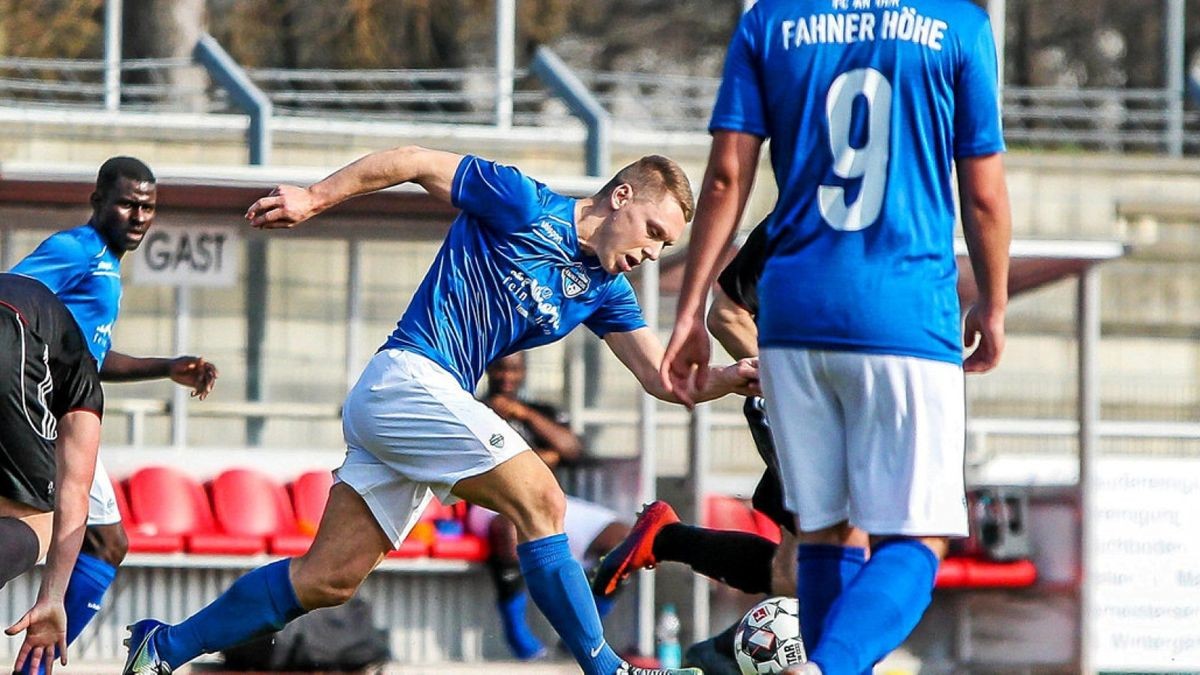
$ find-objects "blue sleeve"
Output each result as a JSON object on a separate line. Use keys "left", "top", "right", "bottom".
{"left": 584, "top": 277, "right": 647, "bottom": 337}
{"left": 9, "top": 233, "right": 86, "bottom": 294}
{"left": 953, "top": 15, "right": 1006, "bottom": 158}
{"left": 708, "top": 10, "right": 769, "bottom": 138}
{"left": 451, "top": 155, "right": 541, "bottom": 233}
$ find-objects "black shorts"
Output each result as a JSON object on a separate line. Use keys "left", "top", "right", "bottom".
{"left": 0, "top": 306, "right": 58, "bottom": 512}
{"left": 744, "top": 397, "right": 795, "bottom": 535}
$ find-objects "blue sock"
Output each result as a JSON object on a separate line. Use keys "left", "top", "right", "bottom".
{"left": 497, "top": 591, "right": 546, "bottom": 660}
{"left": 810, "top": 539, "right": 939, "bottom": 675}
{"left": 154, "top": 558, "right": 306, "bottom": 668}
{"left": 593, "top": 593, "right": 617, "bottom": 619}
{"left": 26, "top": 553, "right": 117, "bottom": 675}
{"left": 518, "top": 534, "right": 622, "bottom": 675}
{"left": 795, "top": 544, "right": 866, "bottom": 650}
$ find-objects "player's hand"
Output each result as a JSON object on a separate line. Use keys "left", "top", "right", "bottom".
{"left": 170, "top": 356, "right": 219, "bottom": 399}
{"left": 484, "top": 394, "right": 526, "bottom": 422}
{"left": 962, "top": 302, "right": 1005, "bottom": 373}
{"left": 246, "top": 185, "right": 319, "bottom": 229}
{"left": 729, "top": 357, "right": 761, "bottom": 396}
{"left": 7, "top": 599, "right": 67, "bottom": 675}
{"left": 661, "top": 311, "right": 711, "bottom": 409}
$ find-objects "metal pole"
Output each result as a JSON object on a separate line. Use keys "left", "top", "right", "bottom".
{"left": 1165, "top": 0, "right": 1185, "bottom": 157}
{"left": 689, "top": 399, "right": 712, "bottom": 645}
{"left": 1077, "top": 267, "right": 1101, "bottom": 675}
{"left": 0, "top": 228, "right": 12, "bottom": 270}
{"left": 637, "top": 261, "right": 660, "bottom": 656}
{"left": 171, "top": 285, "right": 191, "bottom": 448}
{"left": 987, "top": 0, "right": 1007, "bottom": 90}
{"left": 345, "top": 238, "right": 363, "bottom": 390}
{"left": 194, "top": 34, "right": 272, "bottom": 165}
{"left": 495, "top": 0, "right": 515, "bottom": 130}
{"left": 529, "top": 47, "right": 611, "bottom": 176}
{"left": 104, "top": 0, "right": 122, "bottom": 111}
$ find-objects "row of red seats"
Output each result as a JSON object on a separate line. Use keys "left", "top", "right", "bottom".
{"left": 704, "top": 494, "right": 1037, "bottom": 589}
{"left": 115, "top": 466, "right": 489, "bottom": 562}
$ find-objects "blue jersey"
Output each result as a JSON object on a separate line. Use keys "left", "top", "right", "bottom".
{"left": 710, "top": 0, "right": 1004, "bottom": 364}
{"left": 10, "top": 224, "right": 122, "bottom": 367}
{"left": 384, "top": 156, "right": 647, "bottom": 391}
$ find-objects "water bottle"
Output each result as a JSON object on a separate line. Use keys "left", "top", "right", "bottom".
{"left": 655, "top": 603, "right": 682, "bottom": 669}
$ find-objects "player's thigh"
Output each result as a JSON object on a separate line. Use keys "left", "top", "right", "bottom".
{"left": 293, "top": 482, "right": 398, "bottom": 597}
{"left": 451, "top": 450, "right": 565, "bottom": 541}
{"left": 834, "top": 353, "right": 968, "bottom": 537}
{"left": 760, "top": 348, "right": 849, "bottom": 533}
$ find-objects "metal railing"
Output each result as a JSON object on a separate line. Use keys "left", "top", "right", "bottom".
{"left": 1, "top": 55, "right": 1196, "bottom": 154}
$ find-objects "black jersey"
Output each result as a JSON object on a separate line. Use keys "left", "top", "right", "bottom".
{"left": 716, "top": 220, "right": 769, "bottom": 316}
{"left": 0, "top": 273, "right": 103, "bottom": 511}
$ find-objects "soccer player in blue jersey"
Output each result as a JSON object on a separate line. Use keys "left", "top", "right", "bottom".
{"left": 121, "top": 146, "right": 758, "bottom": 675}
{"left": 663, "top": 2, "right": 1012, "bottom": 674}
{"left": 8, "top": 157, "right": 218, "bottom": 674}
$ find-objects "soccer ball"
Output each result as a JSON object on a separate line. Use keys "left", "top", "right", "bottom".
{"left": 734, "top": 596, "right": 807, "bottom": 674}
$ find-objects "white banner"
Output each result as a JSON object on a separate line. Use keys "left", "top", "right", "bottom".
{"left": 1093, "top": 457, "right": 1200, "bottom": 671}
{"left": 131, "top": 226, "right": 240, "bottom": 287}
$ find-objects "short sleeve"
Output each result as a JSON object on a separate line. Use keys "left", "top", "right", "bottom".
{"left": 953, "top": 16, "right": 1006, "bottom": 158}
{"left": 717, "top": 219, "right": 769, "bottom": 315}
{"left": 708, "top": 10, "right": 769, "bottom": 139}
{"left": 10, "top": 233, "right": 87, "bottom": 294}
{"left": 52, "top": 352, "right": 103, "bottom": 421}
{"left": 451, "top": 155, "right": 541, "bottom": 232}
{"left": 584, "top": 277, "right": 647, "bottom": 337}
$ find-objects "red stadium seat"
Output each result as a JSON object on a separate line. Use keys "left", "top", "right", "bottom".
{"left": 752, "top": 509, "right": 783, "bottom": 545}
{"left": 290, "top": 470, "right": 333, "bottom": 536}
{"left": 112, "top": 478, "right": 184, "bottom": 553}
{"left": 126, "top": 466, "right": 263, "bottom": 555}
{"left": 705, "top": 495, "right": 759, "bottom": 535}
{"left": 211, "top": 469, "right": 313, "bottom": 556}
{"left": 935, "top": 557, "right": 1037, "bottom": 589}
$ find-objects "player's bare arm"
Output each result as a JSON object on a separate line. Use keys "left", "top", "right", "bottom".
{"left": 6, "top": 410, "right": 100, "bottom": 674}
{"left": 957, "top": 153, "right": 1012, "bottom": 374}
{"left": 605, "top": 327, "right": 759, "bottom": 407}
{"left": 246, "top": 146, "right": 464, "bottom": 229}
{"left": 706, "top": 285, "right": 758, "bottom": 360}
{"left": 661, "top": 131, "right": 762, "bottom": 404}
{"left": 100, "top": 351, "right": 219, "bottom": 399}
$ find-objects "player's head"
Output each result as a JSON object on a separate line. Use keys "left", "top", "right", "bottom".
{"left": 486, "top": 352, "right": 527, "bottom": 397}
{"left": 91, "top": 156, "right": 157, "bottom": 256}
{"left": 588, "top": 155, "right": 693, "bottom": 274}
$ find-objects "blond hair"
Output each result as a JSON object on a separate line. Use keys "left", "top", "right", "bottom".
{"left": 597, "top": 155, "right": 695, "bottom": 222}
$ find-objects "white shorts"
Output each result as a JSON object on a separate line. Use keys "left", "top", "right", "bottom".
{"left": 86, "top": 459, "right": 122, "bottom": 526}
{"left": 466, "top": 495, "right": 621, "bottom": 561}
{"left": 760, "top": 348, "right": 968, "bottom": 537}
{"left": 336, "top": 349, "right": 531, "bottom": 547}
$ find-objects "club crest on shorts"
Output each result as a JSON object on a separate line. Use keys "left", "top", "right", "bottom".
{"left": 561, "top": 264, "right": 589, "bottom": 298}
{"left": 489, "top": 433, "right": 505, "bottom": 448}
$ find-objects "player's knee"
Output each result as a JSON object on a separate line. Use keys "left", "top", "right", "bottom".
{"left": 509, "top": 484, "right": 565, "bottom": 540}
{"left": 291, "top": 560, "right": 362, "bottom": 609}
{"left": 82, "top": 523, "right": 129, "bottom": 567}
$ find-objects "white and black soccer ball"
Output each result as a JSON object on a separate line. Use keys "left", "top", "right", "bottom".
{"left": 733, "top": 596, "right": 807, "bottom": 674}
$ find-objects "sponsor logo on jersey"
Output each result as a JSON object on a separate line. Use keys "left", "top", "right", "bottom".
{"left": 561, "top": 264, "right": 589, "bottom": 298}
{"left": 534, "top": 220, "right": 565, "bottom": 246}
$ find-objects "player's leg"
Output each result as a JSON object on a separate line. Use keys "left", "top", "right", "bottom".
{"left": 591, "top": 500, "right": 778, "bottom": 597}
{"left": 759, "top": 348, "right": 869, "bottom": 661}
{"left": 467, "top": 506, "right": 547, "bottom": 660}
{"left": 0, "top": 499, "right": 50, "bottom": 588}
{"left": 797, "top": 353, "right": 966, "bottom": 675}
{"left": 455, "top": 452, "right": 693, "bottom": 675}
{"left": 125, "top": 480, "right": 396, "bottom": 673}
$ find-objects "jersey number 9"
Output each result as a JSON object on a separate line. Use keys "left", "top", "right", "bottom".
{"left": 819, "top": 67, "right": 892, "bottom": 232}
